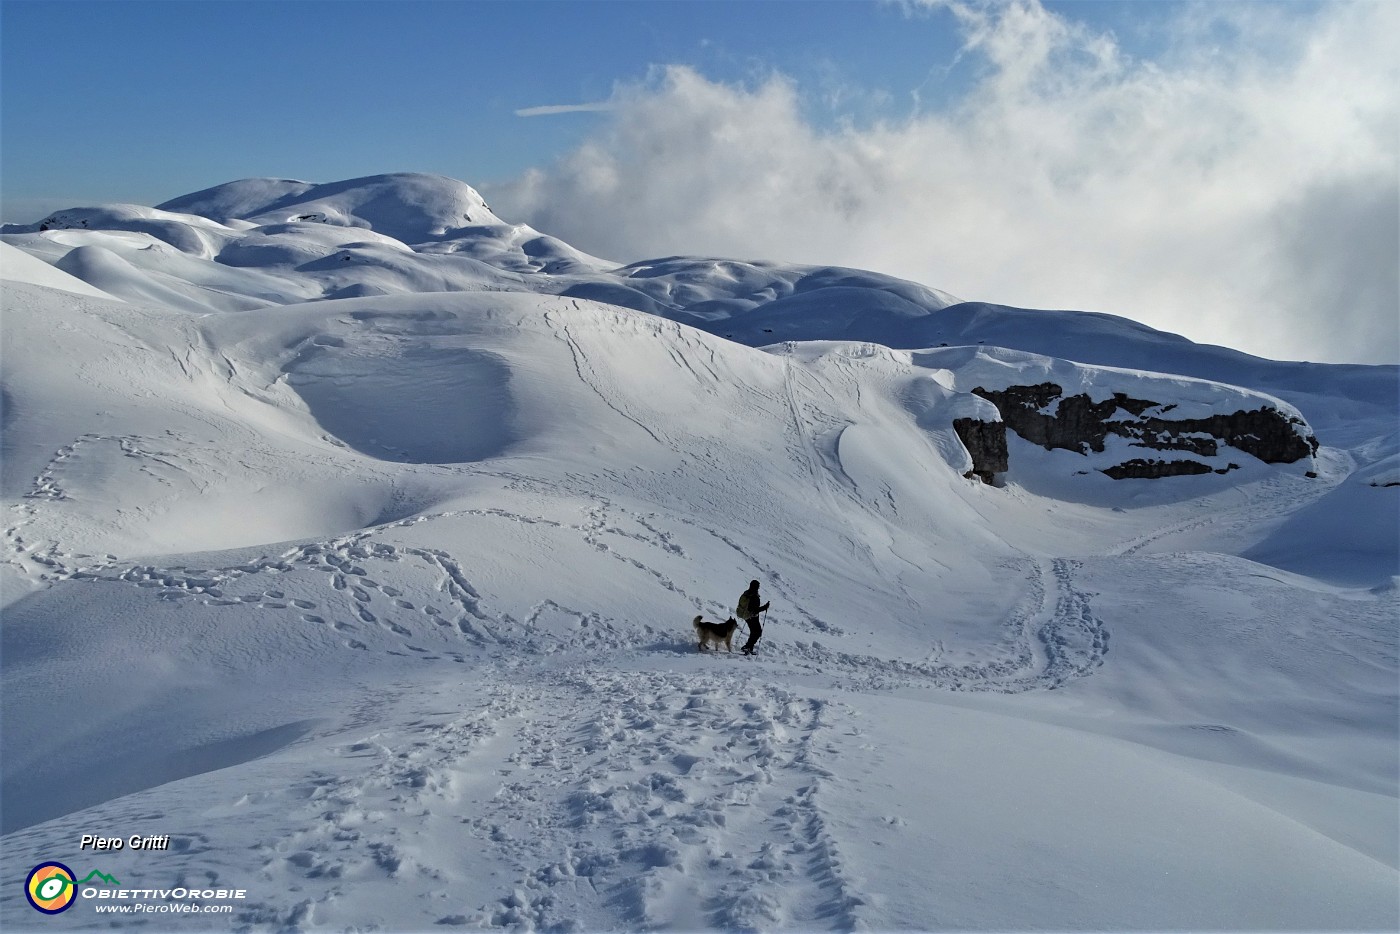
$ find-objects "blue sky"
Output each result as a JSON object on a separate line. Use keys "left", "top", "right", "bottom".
{"left": 3, "top": 0, "right": 1170, "bottom": 218}
{"left": 3, "top": 1, "right": 920, "bottom": 214}
{"left": 1, "top": 0, "right": 1394, "bottom": 364}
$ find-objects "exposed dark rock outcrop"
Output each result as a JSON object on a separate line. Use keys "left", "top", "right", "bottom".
{"left": 968, "top": 382, "right": 1317, "bottom": 480}
{"left": 952, "top": 418, "right": 1008, "bottom": 485}
{"left": 1136, "top": 408, "right": 1320, "bottom": 464}
{"left": 971, "top": 383, "right": 1159, "bottom": 455}
{"left": 1101, "top": 459, "right": 1238, "bottom": 480}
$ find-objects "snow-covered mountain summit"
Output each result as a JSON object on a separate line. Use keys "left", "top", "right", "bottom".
{"left": 156, "top": 173, "right": 504, "bottom": 243}
{"left": 6, "top": 172, "right": 1381, "bottom": 479}
{"left": 1, "top": 174, "right": 1396, "bottom": 932}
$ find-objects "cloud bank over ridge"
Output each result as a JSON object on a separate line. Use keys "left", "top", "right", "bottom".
{"left": 490, "top": 0, "right": 1398, "bottom": 365}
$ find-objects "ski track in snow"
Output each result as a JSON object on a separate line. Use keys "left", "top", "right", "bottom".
{"left": 549, "top": 307, "right": 668, "bottom": 448}
{"left": 1108, "top": 447, "right": 1349, "bottom": 557}
{"left": 3, "top": 334, "right": 1337, "bottom": 700}
{"left": 779, "top": 557, "right": 1108, "bottom": 694}
{"left": 6, "top": 435, "right": 1112, "bottom": 696}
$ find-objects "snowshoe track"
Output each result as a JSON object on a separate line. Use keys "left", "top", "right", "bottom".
{"left": 465, "top": 667, "right": 863, "bottom": 932}
{"left": 780, "top": 557, "right": 1108, "bottom": 693}
{"left": 8, "top": 433, "right": 1111, "bottom": 693}
{"left": 134, "top": 665, "right": 870, "bottom": 932}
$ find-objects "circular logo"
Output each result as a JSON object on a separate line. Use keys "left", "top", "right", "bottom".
{"left": 26, "top": 862, "right": 77, "bottom": 914}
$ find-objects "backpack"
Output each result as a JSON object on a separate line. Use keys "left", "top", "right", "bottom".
{"left": 737, "top": 592, "right": 756, "bottom": 618}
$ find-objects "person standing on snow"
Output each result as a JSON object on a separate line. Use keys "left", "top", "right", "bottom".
{"left": 736, "top": 579, "right": 769, "bottom": 655}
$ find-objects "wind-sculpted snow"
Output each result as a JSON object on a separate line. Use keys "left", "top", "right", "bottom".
{"left": 286, "top": 338, "right": 519, "bottom": 464}
{"left": 0, "top": 241, "right": 117, "bottom": 300}
{"left": 1, "top": 173, "right": 1396, "bottom": 931}
{"left": 6, "top": 173, "right": 1392, "bottom": 437}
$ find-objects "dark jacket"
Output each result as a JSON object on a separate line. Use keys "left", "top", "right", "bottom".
{"left": 736, "top": 589, "right": 767, "bottom": 620}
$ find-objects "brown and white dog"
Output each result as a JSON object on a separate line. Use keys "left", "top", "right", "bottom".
{"left": 692, "top": 615, "right": 740, "bottom": 652}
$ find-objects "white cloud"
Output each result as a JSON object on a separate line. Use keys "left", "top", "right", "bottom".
{"left": 488, "top": 0, "right": 1399, "bottom": 365}
{"left": 514, "top": 102, "right": 616, "bottom": 117}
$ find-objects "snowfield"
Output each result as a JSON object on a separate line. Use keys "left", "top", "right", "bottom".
{"left": 1, "top": 174, "right": 1396, "bottom": 932}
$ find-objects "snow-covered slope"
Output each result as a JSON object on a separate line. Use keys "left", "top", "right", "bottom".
{"left": 0, "top": 241, "right": 121, "bottom": 301}
{"left": 1, "top": 175, "right": 1395, "bottom": 932}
